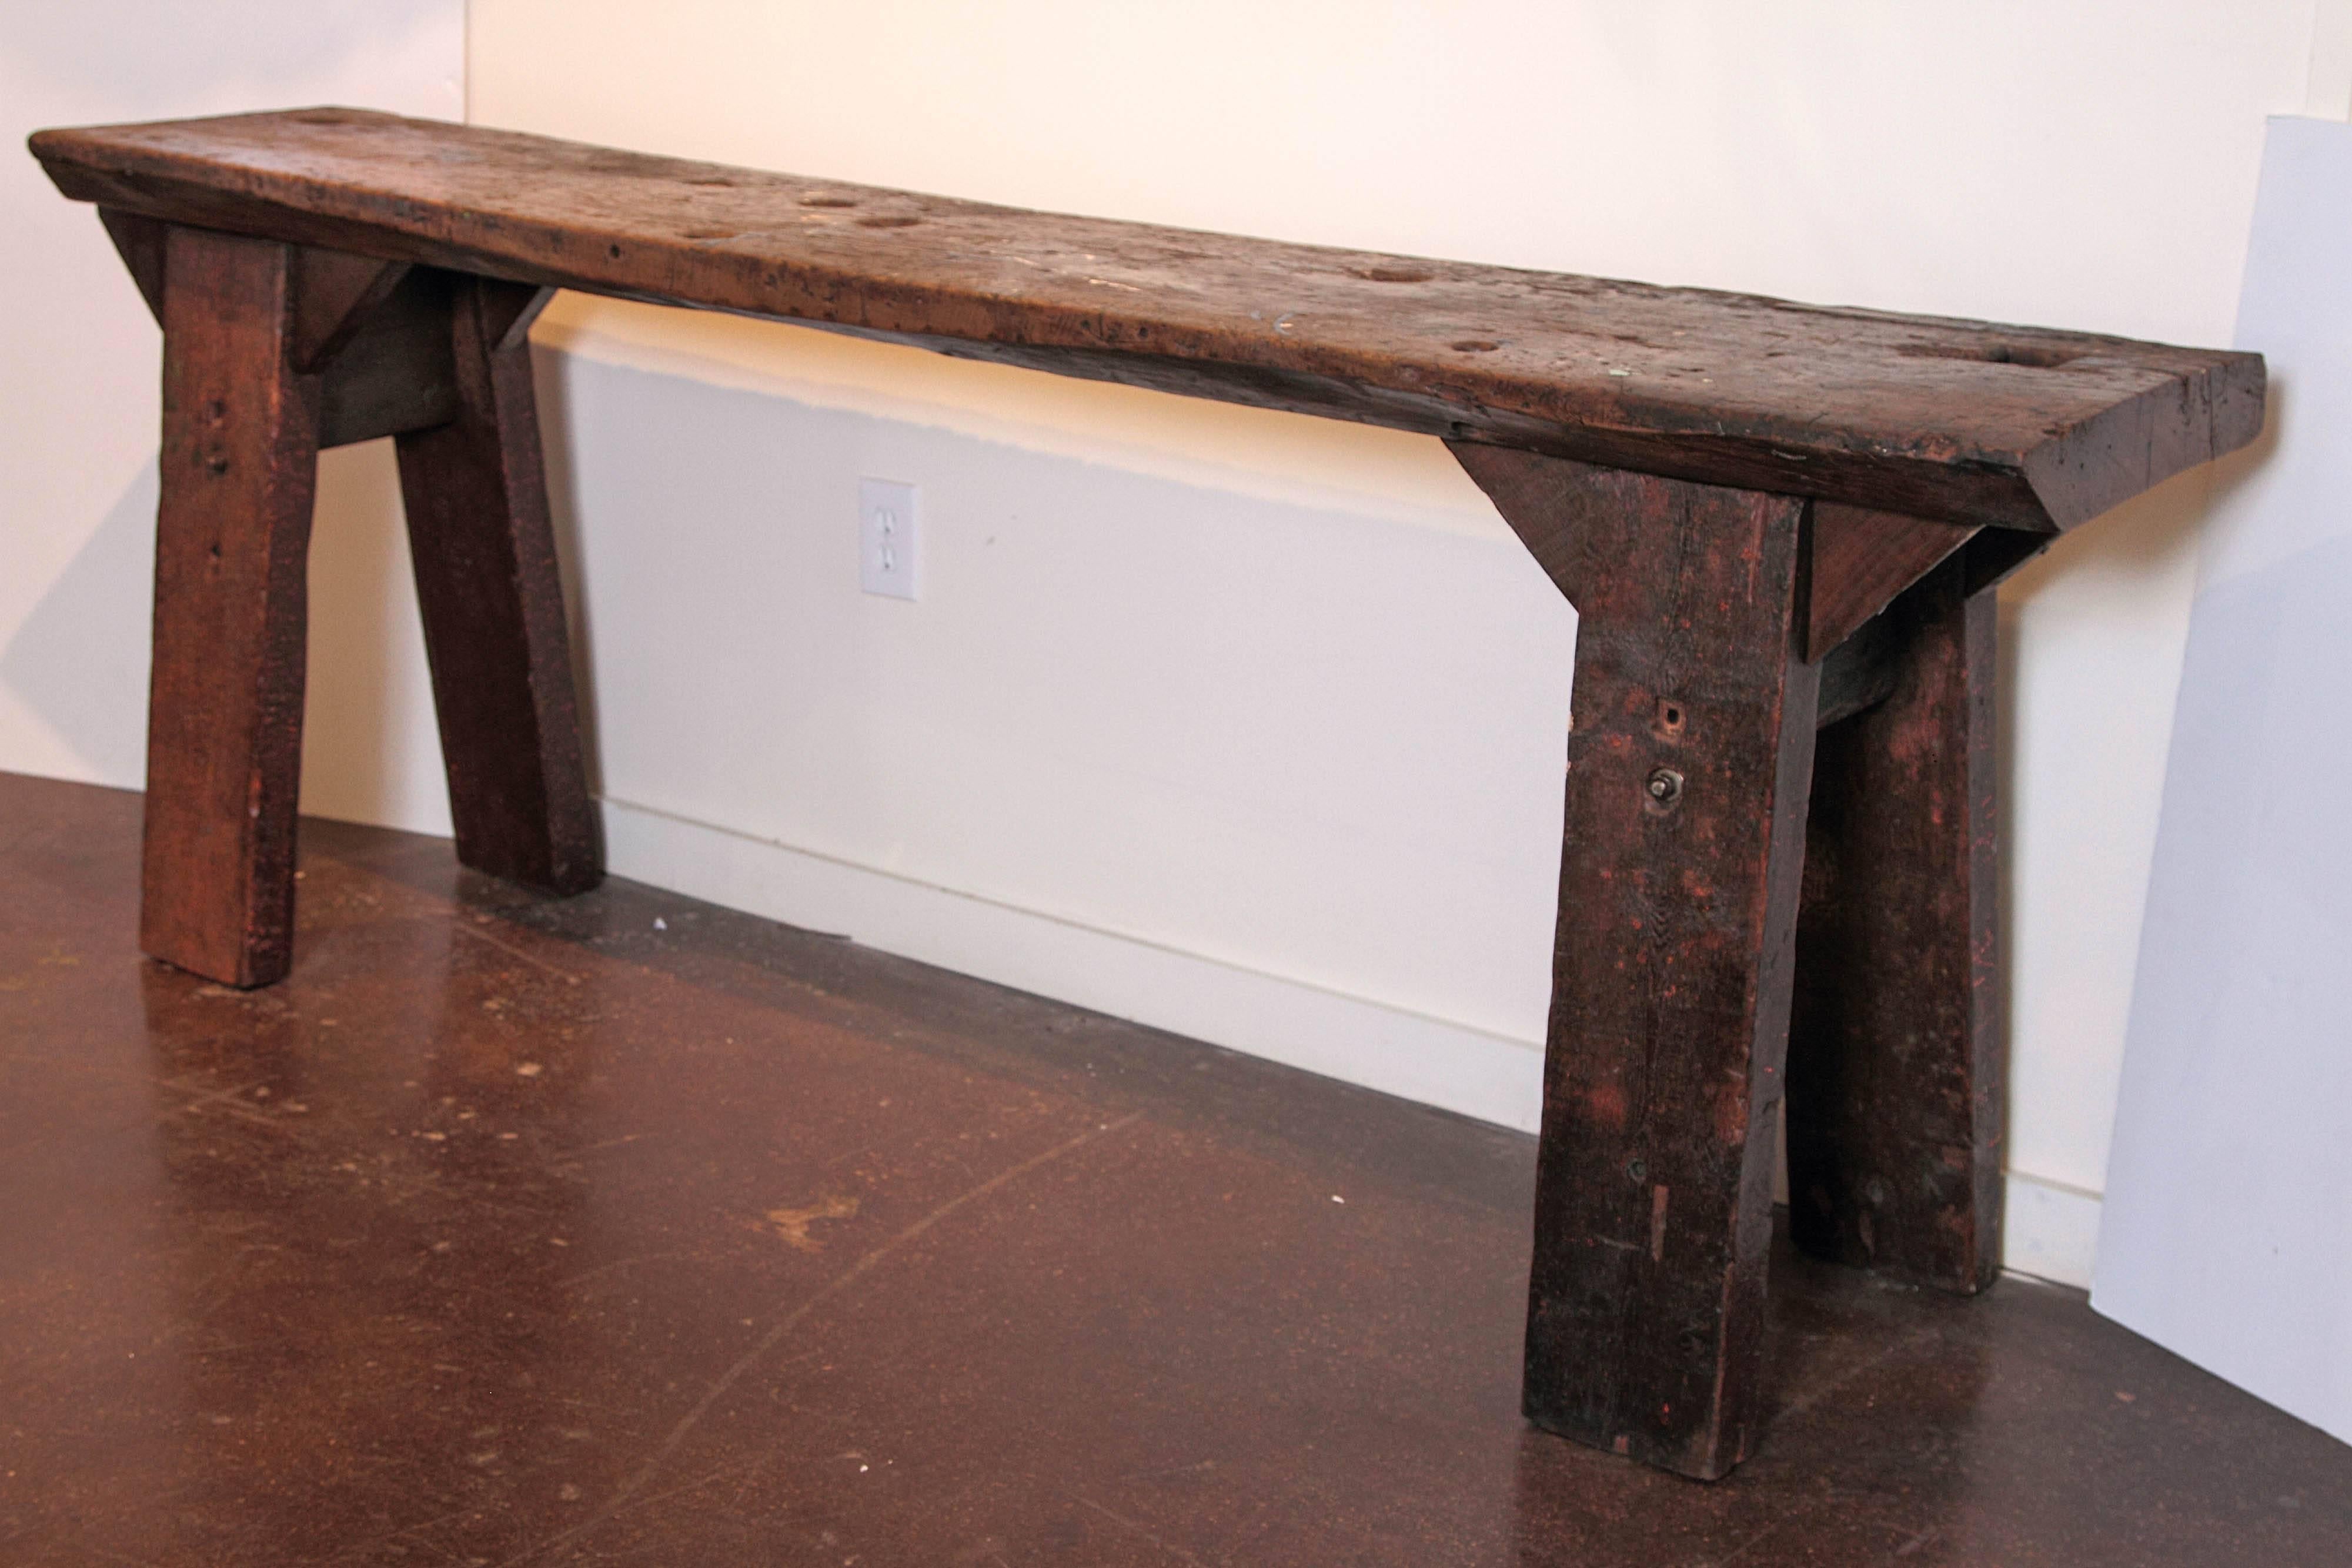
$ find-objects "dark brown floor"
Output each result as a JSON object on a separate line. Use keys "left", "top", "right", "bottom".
{"left": 2, "top": 771, "right": 2346, "bottom": 1567}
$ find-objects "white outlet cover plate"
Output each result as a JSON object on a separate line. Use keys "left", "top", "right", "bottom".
{"left": 859, "top": 478, "right": 919, "bottom": 600}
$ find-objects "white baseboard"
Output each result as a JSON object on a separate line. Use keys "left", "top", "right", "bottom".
{"left": 600, "top": 795, "right": 1548, "bottom": 1133}
{"left": 2002, "top": 1172, "right": 2103, "bottom": 1289}
{"left": 600, "top": 794, "right": 2100, "bottom": 1285}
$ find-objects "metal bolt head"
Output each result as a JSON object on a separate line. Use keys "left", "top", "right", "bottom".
{"left": 1645, "top": 767, "right": 1683, "bottom": 806}
{"left": 1626, "top": 1157, "right": 1648, "bottom": 1183}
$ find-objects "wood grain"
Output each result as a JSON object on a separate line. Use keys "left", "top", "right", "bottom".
{"left": 98, "top": 207, "right": 168, "bottom": 323}
{"left": 317, "top": 265, "right": 460, "bottom": 450}
{"left": 1815, "top": 611, "right": 1900, "bottom": 730}
{"left": 1451, "top": 443, "right": 1818, "bottom": 1479}
{"left": 1808, "top": 504, "right": 1977, "bottom": 661}
{"left": 1788, "top": 558, "right": 2003, "bottom": 1292}
{"left": 37, "top": 109, "right": 2260, "bottom": 1482}
{"left": 288, "top": 248, "right": 409, "bottom": 371}
{"left": 395, "top": 275, "right": 601, "bottom": 896}
{"left": 33, "top": 109, "right": 2261, "bottom": 533}
{"left": 139, "top": 227, "right": 320, "bottom": 987}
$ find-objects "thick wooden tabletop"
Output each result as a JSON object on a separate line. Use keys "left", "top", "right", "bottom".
{"left": 34, "top": 108, "right": 2261, "bottom": 532}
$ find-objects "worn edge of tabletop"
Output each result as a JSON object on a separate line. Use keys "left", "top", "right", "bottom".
{"left": 30, "top": 108, "right": 2266, "bottom": 533}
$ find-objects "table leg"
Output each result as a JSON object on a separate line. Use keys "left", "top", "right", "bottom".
{"left": 394, "top": 277, "right": 601, "bottom": 895}
{"left": 1451, "top": 444, "right": 1819, "bottom": 1479}
{"left": 139, "top": 229, "right": 322, "bottom": 988}
{"left": 1787, "top": 557, "right": 2004, "bottom": 1292}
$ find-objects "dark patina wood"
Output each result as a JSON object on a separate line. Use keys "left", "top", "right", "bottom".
{"left": 1808, "top": 504, "right": 1977, "bottom": 661}
{"left": 1788, "top": 559, "right": 2003, "bottom": 1292}
{"left": 30, "top": 106, "right": 2269, "bottom": 1482}
{"left": 32, "top": 109, "right": 2259, "bottom": 534}
{"left": 1449, "top": 444, "right": 1819, "bottom": 1479}
{"left": 395, "top": 275, "right": 602, "bottom": 896}
{"left": 312, "top": 266, "right": 462, "bottom": 451}
{"left": 97, "top": 207, "right": 168, "bottom": 319}
{"left": 123, "top": 219, "right": 596, "bottom": 989}
{"left": 103, "top": 206, "right": 466, "bottom": 451}
{"left": 139, "top": 227, "right": 323, "bottom": 987}
{"left": 1814, "top": 611, "right": 1903, "bottom": 731}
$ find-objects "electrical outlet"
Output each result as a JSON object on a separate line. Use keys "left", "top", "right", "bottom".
{"left": 859, "top": 478, "right": 919, "bottom": 600}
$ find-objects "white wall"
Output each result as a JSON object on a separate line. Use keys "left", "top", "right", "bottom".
{"left": 6, "top": 2, "right": 2339, "bottom": 1288}
{"left": 0, "top": 0, "right": 463, "bottom": 834}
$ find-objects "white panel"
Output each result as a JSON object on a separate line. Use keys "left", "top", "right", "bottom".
{"left": 2096, "top": 115, "right": 2352, "bottom": 1446}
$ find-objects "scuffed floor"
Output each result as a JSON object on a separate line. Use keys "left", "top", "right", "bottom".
{"left": 1, "top": 770, "right": 2345, "bottom": 1566}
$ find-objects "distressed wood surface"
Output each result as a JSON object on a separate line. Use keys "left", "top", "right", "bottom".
{"left": 98, "top": 206, "right": 167, "bottom": 321}
{"left": 287, "top": 248, "right": 408, "bottom": 370}
{"left": 35, "top": 109, "right": 2261, "bottom": 1485}
{"left": 395, "top": 274, "right": 602, "bottom": 897}
{"left": 34, "top": 109, "right": 2261, "bottom": 533}
{"left": 139, "top": 227, "right": 322, "bottom": 987}
{"left": 126, "top": 222, "right": 593, "bottom": 987}
{"left": 1450, "top": 444, "right": 1819, "bottom": 1479}
{"left": 1814, "top": 612, "right": 1902, "bottom": 730}
{"left": 1808, "top": 504, "right": 1977, "bottom": 661}
{"left": 1788, "top": 559, "right": 2004, "bottom": 1292}
{"left": 317, "top": 266, "right": 461, "bottom": 450}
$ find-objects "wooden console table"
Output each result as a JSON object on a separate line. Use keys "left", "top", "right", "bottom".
{"left": 31, "top": 108, "right": 2262, "bottom": 1480}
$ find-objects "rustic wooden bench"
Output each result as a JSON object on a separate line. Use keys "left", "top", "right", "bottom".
{"left": 30, "top": 107, "right": 2263, "bottom": 1480}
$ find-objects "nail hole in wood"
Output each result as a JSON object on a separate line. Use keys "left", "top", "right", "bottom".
{"left": 856, "top": 215, "right": 921, "bottom": 229}
{"left": 1898, "top": 340, "right": 2082, "bottom": 370}
{"left": 1451, "top": 339, "right": 1500, "bottom": 353}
